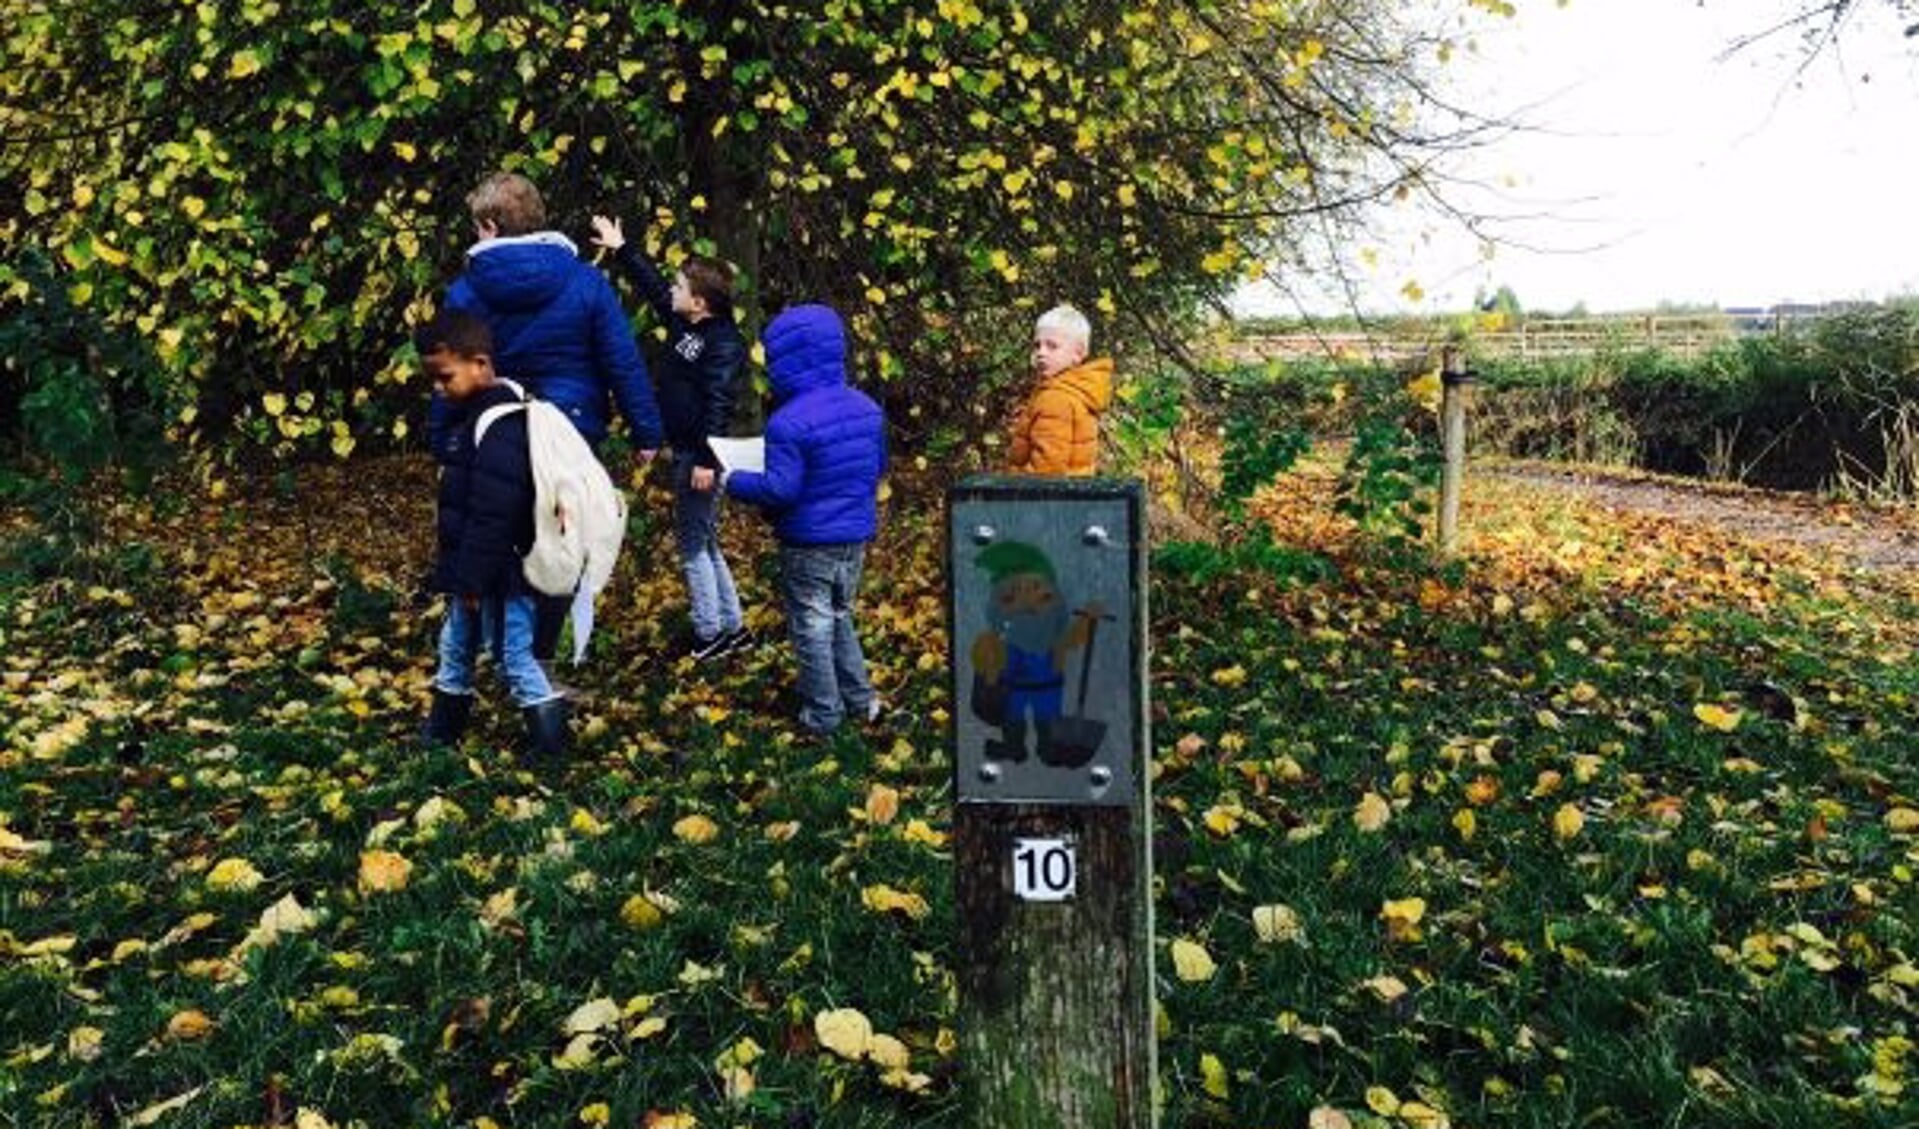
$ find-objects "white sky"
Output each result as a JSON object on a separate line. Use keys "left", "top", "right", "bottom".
{"left": 1238, "top": 0, "right": 1919, "bottom": 316}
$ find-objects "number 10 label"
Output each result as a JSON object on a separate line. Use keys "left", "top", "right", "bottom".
{"left": 1012, "top": 838, "right": 1077, "bottom": 902}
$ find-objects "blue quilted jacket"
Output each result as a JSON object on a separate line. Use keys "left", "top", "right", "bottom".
{"left": 433, "top": 233, "right": 663, "bottom": 453}
{"left": 725, "top": 305, "right": 886, "bottom": 545}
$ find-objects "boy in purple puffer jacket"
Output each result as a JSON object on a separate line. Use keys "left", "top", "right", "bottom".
{"left": 721, "top": 305, "right": 887, "bottom": 736}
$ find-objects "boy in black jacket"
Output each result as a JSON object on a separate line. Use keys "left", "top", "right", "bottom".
{"left": 591, "top": 214, "right": 750, "bottom": 661}
{"left": 416, "top": 310, "right": 568, "bottom": 755}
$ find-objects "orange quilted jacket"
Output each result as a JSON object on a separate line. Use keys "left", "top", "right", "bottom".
{"left": 1007, "top": 357, "right": 1114, "bottom": 476}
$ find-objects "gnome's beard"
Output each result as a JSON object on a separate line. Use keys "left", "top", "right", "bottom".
{"left": 998, "top": 600, "right": 1070, "bottom": 655}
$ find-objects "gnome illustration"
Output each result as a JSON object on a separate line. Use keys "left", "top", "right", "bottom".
{"left": 969, "top": 540, "right": 1098, "bottom": 763}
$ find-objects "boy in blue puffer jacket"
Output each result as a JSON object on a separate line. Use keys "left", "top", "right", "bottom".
{"left": 721, "top": 305, "right": 887, "bottom": 735}
{"left": 415, "top": 310, "right": 569, "bottom": 757}
{"left": 436, "top": 172, "right": 664, "bottom": 457}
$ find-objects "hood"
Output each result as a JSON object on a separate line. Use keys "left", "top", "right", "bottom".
{"left": 1048, "top": 356, "right": 1114, "bottom": 413}
{"left": 763, "top": 304, "right": 848, "bottom": 400}
{"left": 461, "top": 232, "right": 582, "bottom": 314}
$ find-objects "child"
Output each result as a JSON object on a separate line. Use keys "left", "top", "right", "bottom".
{"left": 1008, "top": 304, "right": 1113, "bottom": 476}
{"left": 416, "top": 309, "right": 569, "bottom": 756}
{"left": 589, "top": 214, "right": 750, "bottom": 661}
{"left": 720, "top": 305, "right": 887, "bottom": 735}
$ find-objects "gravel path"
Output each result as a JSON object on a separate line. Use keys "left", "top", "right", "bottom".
{"left": 1487, "top": 464, "right": 1919, "bottom": 574}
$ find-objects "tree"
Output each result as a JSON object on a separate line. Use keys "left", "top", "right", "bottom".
{"left": 3, "top": 1, "right": 1513, "bottom": 462}
{"left": 1711, "top": 1, "right": 1919, "bottom": 62}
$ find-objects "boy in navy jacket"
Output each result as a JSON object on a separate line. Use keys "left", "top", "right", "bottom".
{"left": 590, "top": 214, "right": 750, "bottom": 660}
{"left": 721, "top": 305, "right": 887, "bottom": 735}
{"left": 417, "top": 310, "right": 568, "bottom": 756}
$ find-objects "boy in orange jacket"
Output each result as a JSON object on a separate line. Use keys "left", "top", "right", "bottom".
{"left": 1007, "top": 304, "right": 1113, "bottom": 477}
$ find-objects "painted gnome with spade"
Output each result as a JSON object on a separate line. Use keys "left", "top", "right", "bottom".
{"left": 969, "top": 540, "right": 1105, "bottom": 766}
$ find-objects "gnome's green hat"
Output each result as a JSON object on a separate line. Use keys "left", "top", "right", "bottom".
{"left": 975, "top": 540, "right": 1055, "bottom": 585}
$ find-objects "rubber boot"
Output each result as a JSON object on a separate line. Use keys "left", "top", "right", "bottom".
{"left": 421, "top": 690, "right": 474, "bottom": 747}
{"left": 523, "top": 697, "right": 571, "bottom": 758}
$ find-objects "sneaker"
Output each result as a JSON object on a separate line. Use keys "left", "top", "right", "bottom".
{"left": 688, "top": 632, "right": 732, "bottom": 662}
{"left": 716, "top": 625, "right": 756, "bottom": 657}
{"left": 862, "top": 696, "right": 884, "bottom": 725}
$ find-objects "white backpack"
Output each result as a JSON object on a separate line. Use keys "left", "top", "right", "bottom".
{"left": 475, "top": 379, "right": 629, "bottom": 662}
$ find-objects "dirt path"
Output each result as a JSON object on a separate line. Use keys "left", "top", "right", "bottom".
{"left": 1486, "top": 463, "right": 1919, "bottom": 575}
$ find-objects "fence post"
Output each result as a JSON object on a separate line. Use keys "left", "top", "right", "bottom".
{"left": 949, "top": 477, "right": 1154, "bottom": 1128}
{"left": 1438, "top": 347, "right": 1474, "bottom": 554}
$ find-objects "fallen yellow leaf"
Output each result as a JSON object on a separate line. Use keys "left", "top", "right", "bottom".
{"left": 357, "top": 849, "right": 412, "bottom": 894}
{"left": 563, "top": 997, "right": 622, "bottom": 1035}
{"left": 1365, "top": 1084, "right": 1401, "bottom": 1115}
{"left": 814, "top": 1007, "right": 873, "bottom": 1060}
{"left": 861, "top": 884, "right": 931, "bottom": 920}
{"left": 864, "top": 784, "right": 900, "bottom": 825}
{"left": 1693, "top": 702, "right": 1742, "bottom": 732}
{"left": 1380, "top": 897, "right": 1426, "bottom": 942}
{"left": 1200, "top": 1051, "right": 1229, "bottom": 1098}
{"left": 621, "top": 892, "right": 666, "bottom": 931}
{"left": 1353, "top": 791, "right": 1392, "bottom": 832}
{"left": 867, "top": 1032, "right": 911, "bottom": 1070}
{"left": 1251, "top": 903, "right": 1302, "bottom": 945}
{"left": 673, "top": 814, "right": 720, "bottom": 844}
{"left": 66, "top": 1026, "right": 104, "bottom": 1062}
{"left": 1170, "top": 938, "right": 1217, "bottom": 982}
{"left": 166, "top": 1008, "right": 214, "bottom": 1041}
{"left": 205, "top": 857, "right": 264, "bottom": 893}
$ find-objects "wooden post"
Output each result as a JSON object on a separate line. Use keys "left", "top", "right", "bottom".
{"left": 1438, "top": 347, "right": 1473, "bottom": 554}
{"left": 948, "top": 478, "right": 1154, "bottom": 1128}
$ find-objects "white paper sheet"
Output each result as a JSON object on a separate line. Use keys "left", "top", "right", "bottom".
{"left": 708, "top": 436, "right": 766, "bottom": 475}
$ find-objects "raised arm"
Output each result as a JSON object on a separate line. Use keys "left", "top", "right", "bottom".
{"left": 589, "top": 215, "right": 673, "bottom": 324}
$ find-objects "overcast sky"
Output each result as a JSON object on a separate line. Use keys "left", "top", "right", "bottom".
{"left": 1238, "top": 0, "right": 1919, "bottom": 316}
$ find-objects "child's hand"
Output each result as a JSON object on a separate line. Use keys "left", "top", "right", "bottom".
{"left": 588, "top": 215, "right": 625, "bottom": 252}
{"left": 691, "top": 466, "right": 717, "bottom": 492}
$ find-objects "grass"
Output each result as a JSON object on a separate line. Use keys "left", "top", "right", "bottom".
{"left": 2, "top": 454, "right": 1916, "bottom": 1127}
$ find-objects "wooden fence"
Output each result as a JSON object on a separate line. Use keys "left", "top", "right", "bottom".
{"left": 1221, "top": 309, "right": 1843, "bottom": 366}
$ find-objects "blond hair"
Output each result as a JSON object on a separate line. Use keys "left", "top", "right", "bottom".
{"left": 1035, "top": 304, "right": 1092, "bottom": 352}
{"left": 466, "top": 172, "right": 546, "bottom": 237}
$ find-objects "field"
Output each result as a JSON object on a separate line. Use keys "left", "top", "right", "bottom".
{"left": 3, "top": 457, "right": 1917, "bottom": 1127}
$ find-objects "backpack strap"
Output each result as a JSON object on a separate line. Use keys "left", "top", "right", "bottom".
{"left": 473, "top": 379, "right": 533, "bottom": 447}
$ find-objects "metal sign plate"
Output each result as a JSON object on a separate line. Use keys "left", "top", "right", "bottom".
{"left": 949, "top": 477, "right": 1143, "bottom": 806}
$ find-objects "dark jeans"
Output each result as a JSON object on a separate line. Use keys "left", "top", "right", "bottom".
{"left": 777, "top": 542, "right": 875, "bottom": 733}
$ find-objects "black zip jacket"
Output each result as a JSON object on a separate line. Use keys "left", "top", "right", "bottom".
{"left": 609, "top": 243, "right": 746, "bottom": 469}
{"left": 432, "top": 383, "right": 536, "bottom": 596}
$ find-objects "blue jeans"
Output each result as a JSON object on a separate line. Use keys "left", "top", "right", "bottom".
{"left": 778, "top": 543, "right": 875, "bottom": 733}
{"left": 434, "top": 594, "right": 557, "bottom": 708}
{"left": 673, "top": 451, "right": 743, "bottom": 642}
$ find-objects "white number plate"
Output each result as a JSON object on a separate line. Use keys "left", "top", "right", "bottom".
{"left": 1011, "top": 838, "right": 1077, "bottom": 902}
